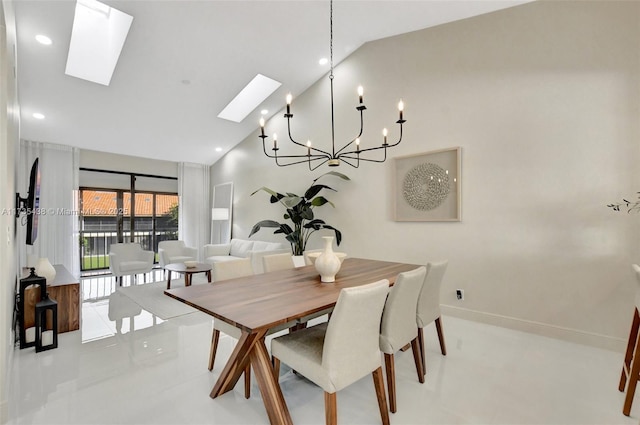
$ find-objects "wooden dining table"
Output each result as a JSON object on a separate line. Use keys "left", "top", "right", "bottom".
{"left": 164, "top": 257, "right": 421, "bottom": 425}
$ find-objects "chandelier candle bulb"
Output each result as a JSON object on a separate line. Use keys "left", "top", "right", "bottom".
{"left": 356, "top": 138, "right": 360, "bottom": 152}
{"left": 307, "top": 140, "right": 311, "bottom": 156}
{"left": 286, "top": 93, "right": 292, "bottom": 115}
{"left": 259, "top": 117, "right": 265, "bottom": 136}
{"left": 383, "top": 128, "right": 388, "bottom": 145}
{"left": 358, "top": 86, "right": 364, "bottom": 104}
{"left": 273, "top": 133, "right": 278, "bottom": 150}
{"left": 398, "top": 100, "right": 404, "bottom": 121}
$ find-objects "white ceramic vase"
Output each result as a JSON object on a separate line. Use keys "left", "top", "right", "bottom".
{"left": 315, "top": 236, "right": 342, "bottom": 283}
{"left": 35, "top": 257, "right": 56, "bottom": 283}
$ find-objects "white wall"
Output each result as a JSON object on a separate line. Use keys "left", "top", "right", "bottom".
{"left": 0, "top": 0, "right": 19, "bottom": 422}
{"left": 211, "top": 1, "right": 640, "bottom": 350}
{"left": 79, "top": 148, "right": 178, "bottom": 192}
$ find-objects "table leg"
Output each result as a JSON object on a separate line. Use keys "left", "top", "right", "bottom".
{"left": 211, "top": 330, "right": 264, "bottom": 398}
{"left": 251, "top": 339, "right": 293, "bottom": 425}
{"left": 167, "top": 271, "right": 171, "bottom": 290}
{"left": 207, "top": 270, "right": 212, "bottom": 283}
{"left": 184, "top": 272, "right": 190, "bottom": 287}
{"left": 210, "top": 329, "right": 293, "bottom": 425}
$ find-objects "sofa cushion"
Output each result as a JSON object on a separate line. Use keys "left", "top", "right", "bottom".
{"left": 253, "top": 241, "right": 284, "bottom": 251}
{"left": 205, "top": 255, "right": 244, "bottom": 265}
{"left": 230, "top": 239, "right": 254, "bottom": 258}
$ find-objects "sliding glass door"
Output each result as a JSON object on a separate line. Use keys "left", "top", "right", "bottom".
{"left": 79, "top": 189, "right": 179, "bottom": 272}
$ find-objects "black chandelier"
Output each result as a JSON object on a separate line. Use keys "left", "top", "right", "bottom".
{"left": 258, "top": 0, "right": 406, "bottom": 170}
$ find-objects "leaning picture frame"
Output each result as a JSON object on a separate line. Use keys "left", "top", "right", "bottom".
{"left": 393, "top": 147, "right": 461, "bottom": 222}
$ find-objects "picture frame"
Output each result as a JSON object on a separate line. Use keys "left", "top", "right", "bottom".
{"left": 393, "top": 147, "right": 461, "bottom": 222}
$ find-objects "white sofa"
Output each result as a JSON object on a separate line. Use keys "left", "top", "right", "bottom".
{"left": 203, "top": 239, "right": 288, "bottom": 274}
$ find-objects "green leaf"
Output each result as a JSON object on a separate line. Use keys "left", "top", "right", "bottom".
{"left": 281, "top": 196, "right": 303, "bottom": 209}
{"left": 310, "top": 196, "right": 334, "bottom": 207}
{"left": 313, "top": 171, "right": 350, "bottom": 184}
{"left": 322, "top": 225, "right": 342, "bottom": 245}
{"left": 248, "top": 220, "right": 281, "bottom": 238}
{"left": 304, "top": 184, "right": 336, "bottom": 200}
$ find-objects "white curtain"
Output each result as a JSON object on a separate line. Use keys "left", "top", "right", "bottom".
{"left": 178, "top": 162, "right": 210, "bottom": 260}
{"left": 18, "top": 140, "right": 80, "bottom": 277}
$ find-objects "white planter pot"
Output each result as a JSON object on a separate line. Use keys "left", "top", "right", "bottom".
{"left": 292, "top": 255, "right": 306, "bottom": 268}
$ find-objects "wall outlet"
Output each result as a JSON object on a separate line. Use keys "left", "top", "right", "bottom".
{"left": 456, "top": 289, "right": 464, "bottom": 300}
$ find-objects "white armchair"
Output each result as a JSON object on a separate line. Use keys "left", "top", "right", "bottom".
{"left": 109, "top": 243, "right": 154, "bottom": 286}
{"left": 158, "top": 240, "right": 198, "bottom": 267}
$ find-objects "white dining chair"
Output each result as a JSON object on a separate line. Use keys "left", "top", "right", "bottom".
{"left": 379, "top": 266, "right": 426, "bottom": 413}
{"left": 208, "top": 258, "right": 255, "bottom": 398}
{"left": 416, "top": 260, "right": 448, "bottom": 377}
{"left": 262, "top": 252, "right": 295, "bottom": 273}
{"left": 271, "top": 279, "right": 391, "bottom": 425}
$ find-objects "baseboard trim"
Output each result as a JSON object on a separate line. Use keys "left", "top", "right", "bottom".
{"left": 441, "top": 305, "right": 626, "bottom": 352}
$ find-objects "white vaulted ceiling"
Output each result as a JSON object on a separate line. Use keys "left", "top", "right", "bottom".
{"left": 13, "top": 0, "right": 532, "bottom": 164}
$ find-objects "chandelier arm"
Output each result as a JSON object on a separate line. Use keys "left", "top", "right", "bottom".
{"left": 286, "top": 116, "right": 333, "bottom": 157}
{"left": 340, "top": 153, "right": 388, "bottom": 163}
{"left": 385, "top": 123, "right": 404, "bottom": 148}
{"left": 338, "top": 156, "right": 360, "bottom": 168}
{"left": 308, "top": 157, "right": 331, "bottom": 171}
{"left": 261, "top": 137, "right": 279, "bottom": 159}
{"left": 275, "top": 155, "right": 330, "bottom": 167}
{"left": 334, "top": 108, "right": 365, "bottom": 157}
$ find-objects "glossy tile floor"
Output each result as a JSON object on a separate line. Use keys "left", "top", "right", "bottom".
{"left": 8, "top": 273, "right": 640, "bottom": 424}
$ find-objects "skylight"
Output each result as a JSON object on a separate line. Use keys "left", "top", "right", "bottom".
{"left": 65, "top": 0, "right": 133, "bottom": 86}
{"left": 217, "top": 74, "right": 282, "bottom": 123}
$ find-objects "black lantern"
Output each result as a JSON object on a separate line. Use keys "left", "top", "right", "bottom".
{"left": 35, "top": 293, "right": 58, "bottom": 352}
{"left": 18, "top": 268, "right": 46, "bottom": 349}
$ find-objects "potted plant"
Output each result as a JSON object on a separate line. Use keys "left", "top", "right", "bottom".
{"left": 249, "top": 171, "right": 349, "bottom": 256}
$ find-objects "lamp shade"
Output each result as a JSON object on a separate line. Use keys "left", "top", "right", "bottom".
{"left": 212, "top": 208, "right": 229, "bottom": 221}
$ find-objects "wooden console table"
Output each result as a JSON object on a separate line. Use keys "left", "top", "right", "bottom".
{"left": 22, "top": 264, "right": 80, "bottom": 333}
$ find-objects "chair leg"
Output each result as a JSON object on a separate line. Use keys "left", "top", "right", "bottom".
{"left": 324, "top": 391, "right": 337, "bottom": 425}
{"left": 372, "top": 367, "right": 390, "bottom": 425}
{"left": 624, "top": 334, "right": 640, "bottom": 416}
{"left": 435, "top": 317, "right": 447, "bottom": 355}
{"left": 244, "top": 364, "right": 251, "bottom": 399}
{"left": 208, "top": 328, "right": 220, "bottom": 371}
{"left": 418, "top": 327, "right": 426, "bottom": 377}
{"left": 411, "top": 337, "right": 425, "bottom": 384}
{"left": 272, "top": 356, "right": 281, "bottom": 380}
{"left": 383, "top": 353, "right": 396, "bottom": 413}
{"left": 623, "top": 309, "right": 640, "bottom": 415}
{"left": 620, "top": 309, "right": 640, "bottom": 391}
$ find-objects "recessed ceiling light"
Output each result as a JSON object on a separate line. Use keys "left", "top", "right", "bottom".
{"left": 65, "top": 0, "right": 134, "bottom": 86}
{"left": 215, "top": 147, "right": 223, "bottom": 152}
{"left": 35, "top": 35, "right": 52, "bottom": 45}
{"left": 217, "top": 74, "right": 282, "bottom": 123}
{"left": 33, "top": 113, "right": 45, "bottom": 120}
{"left": 260, "top": 109, "right": 268, "bottom": 115}
{"left": 319, "top": 57, "right": 328, "bottom": 65}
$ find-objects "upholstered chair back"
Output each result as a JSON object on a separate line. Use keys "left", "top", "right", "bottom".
{"left": 379, "top": 266, "right": 426, "bottom": 354}
{"left": 262, "top": 253, "right": 295, "bottom": 273}
{"left": 321, "top": 279, "right": 389, "bottom": 392}
{"left": 416, "top": 261, "right": 448, "bottom": 328}
{"left": 212, "top": 257, "right": 254, "bottom": 281}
